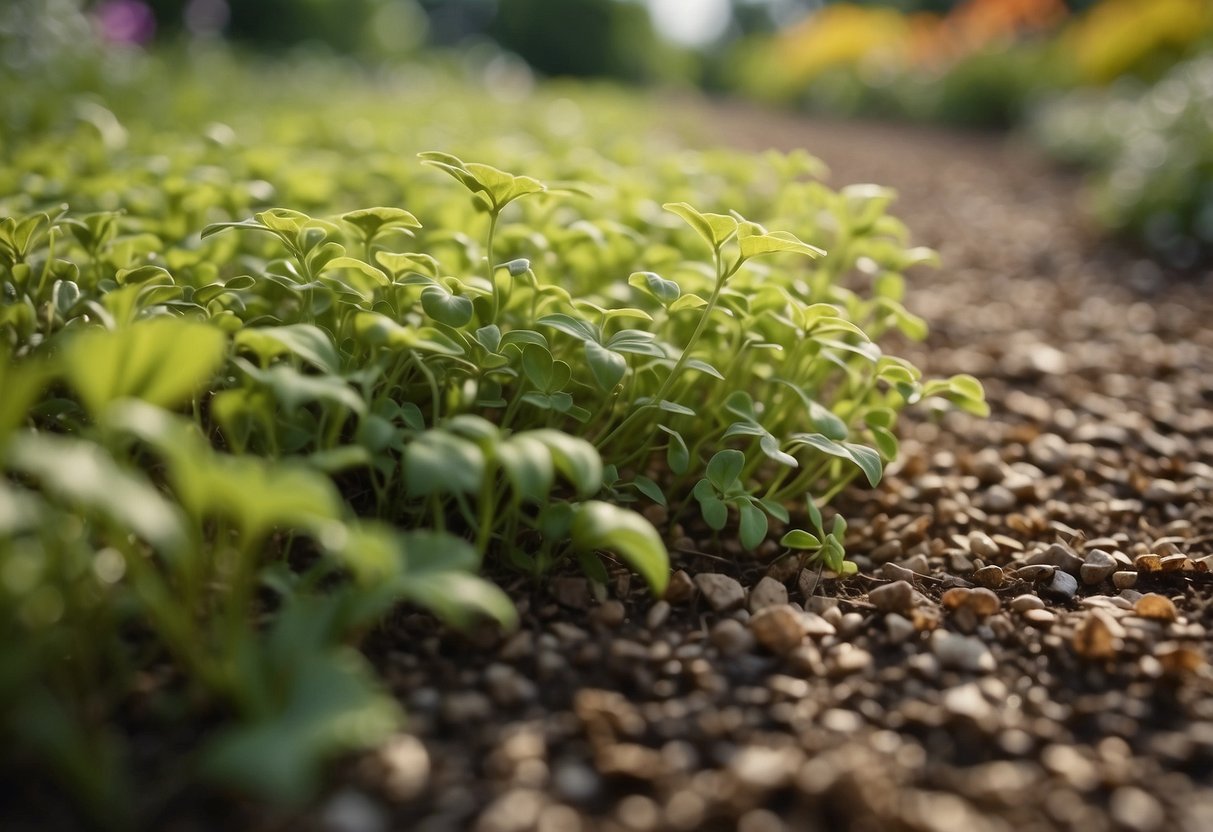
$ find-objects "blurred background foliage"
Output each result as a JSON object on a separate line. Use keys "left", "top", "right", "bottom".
{"left": 3, "top": 0, "right": 1211, "bottom": 266}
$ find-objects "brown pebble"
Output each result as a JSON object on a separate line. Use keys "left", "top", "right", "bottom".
{"left": 972, "top": 565, "right": 1006, "bottom": 589}
{"left": 1155, "top": 643, "right": 1204, "bottom": 675}
{"left": 869, "top": 580, "right": 916, "bottom": 615}
{"left": 591, "top": 600, "right": 626, "bottom": 629}
{"left": 1134, "top": 593, "right": 1177, "bottom": 622}
{"left": 1133, "top": 554, "right": 1161, "bottom": 573}
{"left": 646, "top": 601, "right": 671, "bottom": 630}
{"left": 1024, "top": 609, "right": 1056, "bottom": 627}
{"left": 1010, "top": 594, "right": 1045, "bottom": 613}
{"left": 1072, "top": 611, "right": 1118, "bottom": 660}
{"left": 1159, "top": 554, "right": 1189, "bottom": 572}
{"left": 748, "top": 605, "right": 806, "bottom": 654}
{"left": 665, "top": 570, "right": 696, "bottom": 604}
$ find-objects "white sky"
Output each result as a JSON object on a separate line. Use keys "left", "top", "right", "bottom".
{"left": 645, "top": 0, "right": 734, "bottom": 47}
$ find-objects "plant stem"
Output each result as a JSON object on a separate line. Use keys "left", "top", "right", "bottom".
{"left": 595, "top": 251, "right": 728, "bottom": 452}
{"left": 486, "top": 211, "right": 500, "bottom": 323}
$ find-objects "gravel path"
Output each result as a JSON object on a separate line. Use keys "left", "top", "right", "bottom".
{"left": 226, "top": 108, "right": 1213, "bottom": 832}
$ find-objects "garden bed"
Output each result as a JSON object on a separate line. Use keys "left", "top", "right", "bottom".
{"left": 4, "top": 66, "right": 1213, "bottom": 832}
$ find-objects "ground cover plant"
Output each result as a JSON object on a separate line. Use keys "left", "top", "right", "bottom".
{"left": 1033, "top": 53, "right": 1213, "bottom": 268}
{"left": 0, "top": 40, "right": 985, "bottom": 826}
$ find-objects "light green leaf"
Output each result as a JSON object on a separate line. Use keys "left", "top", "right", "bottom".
{"left": 628, "top": 271, "right": 680, "bottom": 306}
{"left": 64, "top": 318, "right": 227, "bottom": 416}
{"left": 780, "top": 529, "right": 821, "bottom": 550}
{"left": 235, "top": 324, "right": 341, "bottom": 374}
{"left": 497, "top": 433, "right": 555, "bottom": 504}
{"left": 6, "top": 434, "right": 186, "bottom": 556}
{"left": 529, "top": 430, "right": 603, "bottom": 499}
{"left": 571, "top": 501, "right": 669, "bottom": 596}
{"left": 584, "top": 341, "right": 626, "bottom": 390}
{"left": 738, "top": 502, "right": 769, "bottom": 550}
{"left": 663, "top": 202, "right": 737, "bottom": 250}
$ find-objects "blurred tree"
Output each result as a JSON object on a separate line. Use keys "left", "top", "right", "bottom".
{"left": 489, "top": 0, "right": 671, "bottom": 81}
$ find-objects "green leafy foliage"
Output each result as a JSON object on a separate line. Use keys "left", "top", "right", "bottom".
{"left": 0, "top": 43, "right": 985, "bottom": 825}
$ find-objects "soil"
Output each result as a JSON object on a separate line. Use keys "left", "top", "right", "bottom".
{"left": 21, "top": 106, "right": 1213, "bottom": 832}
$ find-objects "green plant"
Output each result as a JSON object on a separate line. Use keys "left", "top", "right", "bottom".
{"left": 1, "top": 44, "right": 985, "bottom": 825}
{"left": 1033, "top": 53, "right": 1213, "bottom": 267}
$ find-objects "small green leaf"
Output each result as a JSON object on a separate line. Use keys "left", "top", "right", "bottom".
{"left": 628, "top": 271, "right": 680, "bottom": 306}
{"left": 780, "top": 529, "right": 821, "bottom": 550}
{"left": 529, "top": 430, "right": 603, "bottom": 499}
{"left": 584, "top": 341, "right": 626, "bottom": 390}
{"left": 571, "top": 501, "right": 669, "bottom": 596}
{"left": 632, "top": 475, "right": 667, "bottom": 508}
{"left": 65, "top": 319, "right": 227, "bottom": 416}
{"left": 706, "top": 449, "right": 745, "bottom": 491}
{"left": 699, "top": 493, "right": 728, "bottom": 531}
{"left": 497, "top": 433, "right": 555, "bottom": 504}
{"left": 738, "top": 502, "right": 769, "bottom": 550}
{"left": 341, "top": 207, "right": 421, "bottom": 240}
{"left": 658, "top": 425, "right": 690, "bottom": 475}
{"left": 663, "top": 202, "right": 737, "bottom": 250}
{"left": 737, "top": 223, "right": 826, "bottom": 260}
{"left": 421, "top": 285, "right": 474, "bottom": 327}
{"left": 235, "top": 324, "right": 341, "bottom": 374}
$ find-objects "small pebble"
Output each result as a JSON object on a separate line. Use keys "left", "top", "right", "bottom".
{"left": 1134, "top": 593, "right": 1177, "bottom": 622}
{"left": 972, "top": 565, "right": 1006, "bottom": 589}
{"left": 665, "top": 570, "right": 696, "bottom": 604}
{"left": 885, "top": 612, "right": 916, "bottom": 644}
{"left": 748, "top": 576, "right": 789, "bottom": 613}
{"left": 1024, "top": 609, "right": 1057, "bottom": 627}
{"left": 645, "top": 601, "right": 671, "bottom": 630}
{"left": 748, "top": 605, "right": 805, "bottom": 654}
{"left": 695, "top": 573, "right": 745, "bottom": 612}
{"left": 1112, "top": 571, "right": 1137, "bottom": 590}
{"left": 1109, "top": 786, "right": 1165, "bottom": 832}
{"left": 1080, "top": 548, "right": 1117, "bottom": 586}
{"left": 968, "top": 531, "right": 1000, "bottom": 559}
{"left": 1133, "top": 554, "right": 1161, "bottom": 573}
{"left": 1010, "top": 594, "right": 1045, "bottom": 613}
{"left": 931, "top": 630, "right": 995, "bottom": 673}
{"left": 869, "top": 580, "right": 916, "bottom": 615}
{"left": 1041, "top": 569, "right": 1078, "bottom": 602}
{"left": 711, "top": 619, "right": 755, "bottom": 656}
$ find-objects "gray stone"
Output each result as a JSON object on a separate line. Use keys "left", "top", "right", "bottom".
{"left": 931, "top": 630, "right": 995, "bottom": 673}
{"left": 748, "top": 576, "right": 789, "bottom": 613}
{"left": 711, "top": 618, "right": 755, "bottom": 656}
{"left": 321, "top": 790, "right": 387, "bottom": 832}
{"left": 869, "top": 580, "right": 916, "bottom": 615}
{"left": 1041, "top": 569, "right": 1078, "bottom": 602}
{"left": 1080, "top": 548, "right": 1117, "bottom": 585}
{"left": 645, "top": 600, "right": 671, "bottom": 630}
{"left": 695, "top": 573, "right": 746, "bottom": 612}
{"left": 1026, "top": 543, "right": 1083, "bottom": 575}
